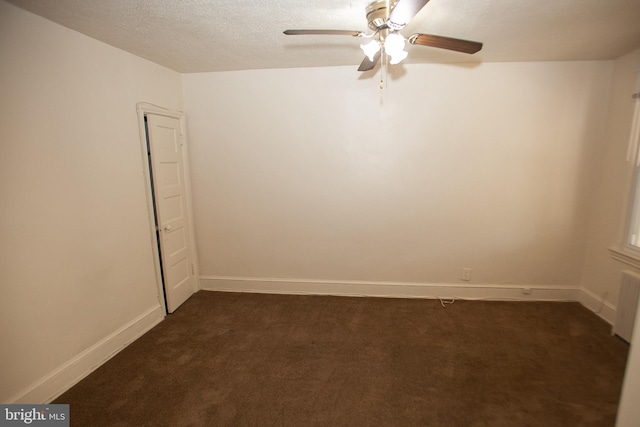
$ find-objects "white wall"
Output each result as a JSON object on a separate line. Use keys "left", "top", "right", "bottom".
{"left": 183, "top": 61, "right": 612, "bottom": 291}
{"left": 581, "top": 49, "right": 640, "bottom": 309}
{"left": 0, "top": 1, "right": 183, "bottom": 402}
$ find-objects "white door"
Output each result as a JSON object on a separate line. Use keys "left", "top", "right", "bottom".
{"left": 146, "top": 114, "right": 196, "bottom": 313}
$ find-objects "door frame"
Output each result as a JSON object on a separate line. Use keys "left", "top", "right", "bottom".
{"left": 136, "top": 102, "right": 200, "bottom": 314}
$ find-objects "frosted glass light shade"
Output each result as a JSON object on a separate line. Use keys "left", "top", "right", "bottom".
{"left": 360, "top": 40, "right": 381, "bottom": 61}
{"left": 389, "top": 50, "right": 408, "bottom": 64}
{"left": 384, "top": 33, "right": 408, "bottom": 64}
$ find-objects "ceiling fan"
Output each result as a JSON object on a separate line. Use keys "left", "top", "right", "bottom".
{"left": 284, "top": 0, "right": 483, "bottom": 72}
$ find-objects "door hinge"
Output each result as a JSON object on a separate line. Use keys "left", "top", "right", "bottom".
{"left": 191, "top": 264, "right": 195, "bottom": 275}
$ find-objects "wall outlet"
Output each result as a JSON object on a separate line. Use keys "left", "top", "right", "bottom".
{"left": 522, "top": 287, "right": 532, "bottom": 295}
{"left": 462, "top": 268, "right": 472, "bottom": 282}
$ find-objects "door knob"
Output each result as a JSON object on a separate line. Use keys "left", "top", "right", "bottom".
{"left": 163, "top": 224, "right": 172, "bottom": 232}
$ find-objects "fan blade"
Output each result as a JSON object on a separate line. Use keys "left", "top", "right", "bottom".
{"left": 408, "top": 34, "right": 483, "bottom": 54}
{"left": 388, "top": 0, "right": 430, "bottom": 30}
{"left": 358, "top": 51, "right": 381, "bottom": 72}
{"left": 283, "top": 29, "right": 364, "bottom": 37}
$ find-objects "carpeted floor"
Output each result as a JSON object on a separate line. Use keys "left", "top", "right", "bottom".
{"left": 55, "top": 291, "right": 629, "bottom": 426}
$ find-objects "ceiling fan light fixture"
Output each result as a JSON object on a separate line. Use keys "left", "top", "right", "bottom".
{"left": 384, "top": 32, "right": 408, "bottom": 64}
{"left": 360, "top": 39, "right": 381, "bottom": 61}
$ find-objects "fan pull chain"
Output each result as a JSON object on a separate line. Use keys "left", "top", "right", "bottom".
{"left": 379, "top": 54, "right": 383, "bottom": 89}
{"left": 379, "top": 49, "right": 387, "bottom": 90}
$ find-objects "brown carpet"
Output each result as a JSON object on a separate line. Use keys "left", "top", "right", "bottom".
{"left": 55, "top": 291, "right": 629, "bottom": 426}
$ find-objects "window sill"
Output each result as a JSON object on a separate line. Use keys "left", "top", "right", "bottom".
{"left": 609, "top": 247, "right": 640, "bottom": 269}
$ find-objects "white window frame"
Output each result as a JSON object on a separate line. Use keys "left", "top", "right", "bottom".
{"left": 626, "top": 90, "right": 640, "bottom": 246}
{"left": 611, "top": 81, "right": 640, "bottom": 268}
{"left": 628, "top": 150, "right": 640, "bottom": 250}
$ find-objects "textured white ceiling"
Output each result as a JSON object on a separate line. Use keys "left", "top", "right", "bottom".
{"left": 6, "top": 0, "right": 640, "bottom": 73}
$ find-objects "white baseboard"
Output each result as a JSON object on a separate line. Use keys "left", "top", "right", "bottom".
{"left": 201, "top": 276, "right": 620, "bottom": 325}
{"left": 8, "top": 304, "right": 165, "bottom": 404}
{"left": 579, "top": 286, "right": 617, "bottom": 325}
{"left": 200, "top": 276, "right": 581, "bottom": 302}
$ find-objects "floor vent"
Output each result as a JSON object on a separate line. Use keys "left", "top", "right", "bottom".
{"left": 613, "top": 270, "right": 640, "bottom": 343}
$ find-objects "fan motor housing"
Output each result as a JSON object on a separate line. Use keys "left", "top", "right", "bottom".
{"left": 365, "top": 0, "right": 398, "bottom": 31}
